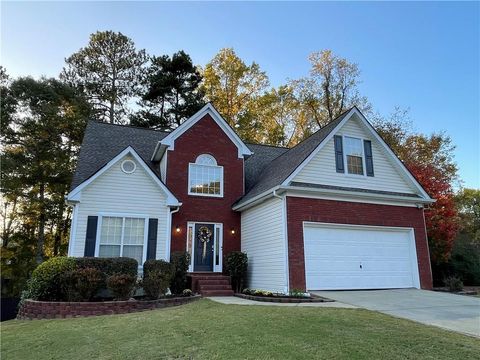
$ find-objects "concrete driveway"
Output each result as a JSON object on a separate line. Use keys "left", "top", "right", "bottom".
{"left": 312, "top": 289, "right": 480, "bottom": 337}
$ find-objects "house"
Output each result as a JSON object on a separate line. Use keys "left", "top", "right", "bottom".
{"left": 66, "top": 103, "right": 434, "bottom": 295}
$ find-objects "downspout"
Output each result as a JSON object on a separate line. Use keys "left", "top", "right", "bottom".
{"left": 166, "top": 205, "right": 181, "bottom": 261}
{"left": 273, "top": 189, "right": 290, "bottom": 294}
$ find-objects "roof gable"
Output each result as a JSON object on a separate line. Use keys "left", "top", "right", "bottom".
{"left": 71, "top": 121, "right": 169, "bottom": 190}
{"left": 293, "top": 115, "right": 418, "bottom": 194}
{"left": 235, "top": 107, "right": 432, "bottom": 208}
{"left": 68, "top": 146, "right": 180, "bottom": 206}
{"left": 152, "top": 103, "right": 252, "bottom": 160}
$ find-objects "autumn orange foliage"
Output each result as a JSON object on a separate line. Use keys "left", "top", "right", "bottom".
{"left": 407, "top": 163, "right": 460, "bottom": 264}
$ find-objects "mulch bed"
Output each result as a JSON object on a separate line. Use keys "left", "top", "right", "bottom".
{"left": 433, "top": 287, "right": 479, "bottom": 296}
{"left": 17, "top": 295, "right": 201, "bottom": 320}
{"left": 235, "top": 293, "right": 334, "bottom": 303}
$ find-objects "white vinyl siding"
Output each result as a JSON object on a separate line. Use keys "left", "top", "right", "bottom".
{"left": 70, "top": 155, "right": 169, "bottom": 262}
{"left": 241, "top": 197, "right": 287, "bottom": 293}
{"left": 294, "top": 117, "right": 416, "bottom": 194}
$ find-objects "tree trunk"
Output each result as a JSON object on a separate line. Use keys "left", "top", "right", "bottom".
{"left": 53, "top": 198, "right": 65, "bottom": 256}
{"left": 109, "top": 99, "right": 115, "bottom": 124}
{"left": 36, "top": 182, "right": 46, "bottom": 264}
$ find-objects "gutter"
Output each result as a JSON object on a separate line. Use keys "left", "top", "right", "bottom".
{"left": 233, "top": 185, "right": 434, "bottom": 211}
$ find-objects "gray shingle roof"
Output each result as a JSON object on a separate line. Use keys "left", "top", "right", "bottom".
{"left": 244, "top": 144, "right": 289, "bottom": 192}
{"left": 70, "top": 121, "right": 290, "bottom": 193}
{"left": 71, "top": 121, "right": 169, "bottom": 190}
{"left": 234, "top": 109, "right": 352, "bottom": 206}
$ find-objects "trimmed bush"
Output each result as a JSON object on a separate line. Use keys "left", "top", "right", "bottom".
{"left": 444, "top": 276, "right": 463, "bottom": 292}
{"left": 142, "top": 260, "right": 174, "bottom": 299}
{"left": 24, "top": 257, "right": 76, "bottom": 301}
{"left": 75, "top": 257, "right": 138, "bottom": 278}
{"left": 63, "top": 267, "right": 104, "bottom": 301}
{"left": 106, "top": 274, "right": 137, "bottom": 300}
{"left": 170, "top": 252, "right": 190, "bottom": 294}
{"left": 225, "top": 251, "right": 248, "bottom": 293}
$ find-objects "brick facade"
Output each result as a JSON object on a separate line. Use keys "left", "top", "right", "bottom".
{"left": 286, "top": 197, "right": 433, "bottom": 291}
{"left": 165, "top": 114, "right": 243, "bottom": 265}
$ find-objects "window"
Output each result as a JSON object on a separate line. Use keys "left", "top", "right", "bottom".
{"left": 344, "top": 136, "right": 364, "bottom": 175}
{"left": 188, "top": 154, "right": 223, "bottom": 197}
{"left": 99, "top": 216, "right": 146, "bottom": 265}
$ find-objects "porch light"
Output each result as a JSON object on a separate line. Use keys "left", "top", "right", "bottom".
{"left": 230, "top": 228, "right": 235, "bottom": 235}
{"left": 176, "top": 225, "right": 181, "bottom": 233}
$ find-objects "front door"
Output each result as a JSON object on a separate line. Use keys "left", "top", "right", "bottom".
{"left": 194, "top": 223, "right": 215, "bottom": 271}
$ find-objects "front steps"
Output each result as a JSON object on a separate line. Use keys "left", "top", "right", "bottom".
{"left": 188, "top": 273, "right": 234, "bottom": 296}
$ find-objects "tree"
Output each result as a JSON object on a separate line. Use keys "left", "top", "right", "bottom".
{"left": 61, "top": 31, "right": 147, "bottom": 124}
{"left": 1, "top": 77, "right": 91, "bottom": 264}
{"left": 408, "top": 163, "right": 460, "bottom": 265}
{"left": 289, "top": 50, "right": 371, "bottom": 135}
{"left": 202, "top": 48, "right": 269, "bottom": 139}
{"left": 455, "top": 188, "right": 480, "bottom": 242}
{"left": 131, "top": 51, "right": 205, "bottom": 129}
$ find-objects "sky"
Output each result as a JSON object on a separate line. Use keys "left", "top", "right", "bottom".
{"left": 1, "top": 1, "right": 479, "bottom": 188}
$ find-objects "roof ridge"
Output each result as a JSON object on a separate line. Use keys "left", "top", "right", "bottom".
{"left": 283, "top": 106, "right": 355, "bottom": 152}
{"left": 246, "top": 142, "right": 289, "bottom": 150}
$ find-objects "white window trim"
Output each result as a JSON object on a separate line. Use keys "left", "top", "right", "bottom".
{"left": 187, "top": 222, "right": 223, "bottom": 273}
{"left": 95, "top": 212, "right": 149, "bottom": 269}
{"left": 342, "top": 135, "right": 367, "bottom": 178}
{"left": 187, "top": 158, "right": 224, "bottom": 198}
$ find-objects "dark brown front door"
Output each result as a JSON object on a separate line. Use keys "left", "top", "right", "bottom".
{"left": 194, "top": 223, "right": 214, "bottom": 271}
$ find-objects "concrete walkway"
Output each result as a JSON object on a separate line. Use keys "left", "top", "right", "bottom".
{"left": 312, "top": 289, "right": 480, "bottom": 337}
{"left": 207, "top": 296, "right": 357, "bottom": 308}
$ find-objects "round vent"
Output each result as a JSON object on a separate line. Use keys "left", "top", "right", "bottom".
{"left": 121, "top": 159, "right": 136, "bottom": 174}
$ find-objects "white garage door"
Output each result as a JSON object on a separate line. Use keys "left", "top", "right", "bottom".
{"left": 303, "top": 223, "right": 420, "bottom": 290}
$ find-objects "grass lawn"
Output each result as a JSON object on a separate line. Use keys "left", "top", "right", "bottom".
{"left": 1, "top": 299, "right": 478, "bottom": 359}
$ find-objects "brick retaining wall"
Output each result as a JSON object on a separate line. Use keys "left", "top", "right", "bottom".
{"left": 17, "top": 295, "right": 201, "bottom": 320}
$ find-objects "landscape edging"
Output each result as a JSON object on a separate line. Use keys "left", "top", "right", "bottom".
{"left": 235, "top": 293, "right": 333, "bottom": 303}
{"left": 17, "top": 295, "right": 201, "bottom": 320}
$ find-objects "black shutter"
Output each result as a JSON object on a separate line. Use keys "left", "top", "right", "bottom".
{"left": 146, "top": 219, "right": 158, "bottom": 261}
{"left": 334, "top": 135, "right": 344, "bottom": 173}
{"left": 84, "top": 216, "right": 98, "bottom": 257}
{"left": 364, "top": 140, "right": 374, "bottom": 177}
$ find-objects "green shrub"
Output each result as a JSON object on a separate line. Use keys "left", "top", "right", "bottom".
{"left": 75, "top": 257, "right": 138, "bottom": 278}
{"left": 290, "top": 288, "right": 308, "bottom": 298}
{"left": 24, "top": 257, "right": 76, "bottom": 301}
{"left": 444, "top": 276, "right": 463, "bottom": 292}
{"left": 169, "top": 252, "right": 190, "bottom": 294}
{"left": 225, "top": 251, "right": 248, "bottom": 293}
{"left": 106, "top": 274, "right": 137, "bottom": 300}
{"left": 449, "top": 234, "right": 480, "bottom": 285}
{"left": 254, "top": 289, "right": 273, "bottom": 297}
{"left": 142, "top": 260, "right": 174, "bottom": 299}
{"left": 63, "top": 267, "right": 104, "bottom": 301}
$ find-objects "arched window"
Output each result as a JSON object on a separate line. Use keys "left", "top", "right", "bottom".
{"left": 188, "top": 154, "right": 223, "bottom": 197}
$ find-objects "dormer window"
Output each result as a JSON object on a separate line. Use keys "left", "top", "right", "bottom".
{"left": 344, "top": 136, "right": 364, "bottom": 175}
{"left": 188, "top": 154, "right": 223, "bottom": 197}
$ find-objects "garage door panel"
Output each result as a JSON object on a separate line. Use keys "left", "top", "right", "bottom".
{"left": 303, "top": 224, "right": 420, "bottom": 290}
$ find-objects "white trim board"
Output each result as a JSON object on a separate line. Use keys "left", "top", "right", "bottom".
{"left": 151, "top": 103, "right": 252, "bottom": 160}
{"left": 67, "top": 146, "right": 180, "bottom": 206}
